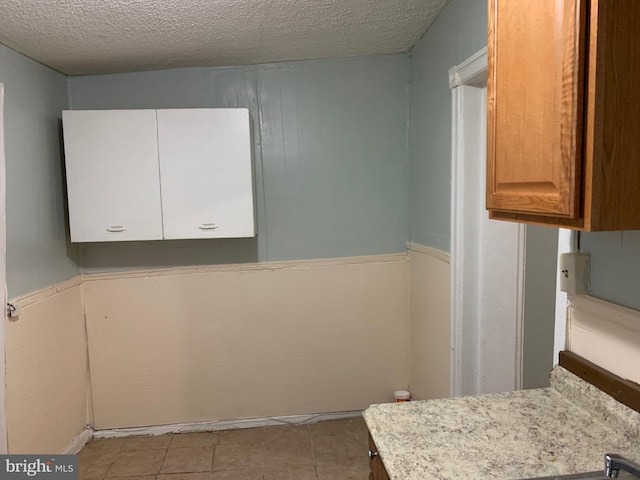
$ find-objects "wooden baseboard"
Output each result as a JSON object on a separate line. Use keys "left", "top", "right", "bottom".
{"left": 559, "top": 350, "right": 640, "bottom": 413}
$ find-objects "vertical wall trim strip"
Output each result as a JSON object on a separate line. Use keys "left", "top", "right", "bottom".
{"left": 450, "top": 79, "right": 463, "bottom": 397}
{"left": 0, "top": 82, "right": 9, "bottom": 453}
{"left": 514, "top": 223, "right": 527, "bottom": 390}
{"left": 154, "top": 110, "right": 165, "bottom": 238}
{"left": 255, "top": 69, "right": 270, "bottom": 260}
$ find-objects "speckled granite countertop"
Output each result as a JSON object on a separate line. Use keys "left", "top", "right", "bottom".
{"left": 364, "top": 367, "right": 640, "bottom": 480}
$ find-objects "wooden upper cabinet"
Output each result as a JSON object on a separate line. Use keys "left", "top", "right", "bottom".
{"left": 488, "top": 0, "right": 586, "bottom": 218}
{"left": 487, "top": 0, "right": 640, "bottom": 231}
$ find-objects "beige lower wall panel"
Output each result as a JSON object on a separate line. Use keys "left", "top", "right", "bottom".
{"left": 84, "top": 256, "right": 410, "bottom": 429}
{"left": 6, "top": 283, "right": 88, "bottom": 453}
{"left": 567, "top": 294, "right": 640, "bottom": 383}
{"left": 409, "top": 246, "right": 451, "bottom": 400}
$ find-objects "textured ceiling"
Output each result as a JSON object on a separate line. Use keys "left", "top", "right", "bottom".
{"left": 0, "top": 0, "right": 448, "bottom": 75}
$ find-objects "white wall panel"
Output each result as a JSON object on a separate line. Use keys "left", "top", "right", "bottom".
{"left": 567, "top": 295, "right": 640, "bottom": 384}
{"left": 6, "top": 279, "right": 88, "bottom": 453}
{"left": 83, "top": 254, "right": 409, "bottom": 429}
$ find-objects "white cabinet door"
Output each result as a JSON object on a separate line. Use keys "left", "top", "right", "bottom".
{"left": 157, "top": 108, "right": 256, "bottom": 239}
{"left": 63, "top": 110, "right": 163, "bottom": 242}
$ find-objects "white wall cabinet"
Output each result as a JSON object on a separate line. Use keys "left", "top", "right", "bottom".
{"left": 157, "top": 109, "right": 255, "bottom": 240}
{"left": 62, "top": 110, "right": 164, "bottom": 242}
{"left": 62, "top": 108, "right": 255, "bottom": 243}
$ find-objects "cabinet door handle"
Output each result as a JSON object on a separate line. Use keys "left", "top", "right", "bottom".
{"left": 106, "top": 226, "right": 126, "bottom": 233}
{"left": 368, "top": 450, "right": 379, "bottom": 459}
{"left": 198, "top": 223, "right": 219, "bottom": 231}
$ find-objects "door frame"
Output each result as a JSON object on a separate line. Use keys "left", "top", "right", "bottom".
{"left": 0, "top": 82, "right": 8, "bottom": 452}
{"left": 449, "top": 49, "right": 526, "bottom": 396}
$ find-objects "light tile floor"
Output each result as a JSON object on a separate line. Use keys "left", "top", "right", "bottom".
{"left": 79, "top": 417, "right": 370, "bottom": 480}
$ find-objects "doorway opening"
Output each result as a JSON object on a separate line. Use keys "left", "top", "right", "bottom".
{"left": 449, "top": 51, "right": 558, "bottom": 396}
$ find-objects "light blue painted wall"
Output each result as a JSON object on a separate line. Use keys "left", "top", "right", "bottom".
{"left": 408, "top": 0, "right": 488, "bottom": 251}
{"left": 0, "top": 45, "right": 79, "bottom": 297}
{"left": 581, "top": 232, "right": 640, "bottom": 311}
{"left": 406, "top": 0, "right": 640, "bottom": 318}
{"left": 68, "top": 55, "right": 410, "bottom": 272}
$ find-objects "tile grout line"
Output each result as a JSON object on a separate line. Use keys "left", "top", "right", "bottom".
{"left": 157, "top": 435, "right": 172, "bottom": 477}
{"left": 213, "top": 430, "right": 220, "bottom": 475}
{"left": 83, "top": 419, "right": 367, "bottom": 480}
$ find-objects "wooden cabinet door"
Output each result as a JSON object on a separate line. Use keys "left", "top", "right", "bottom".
{"left": 62, "top": 110, "right": 163, "bottom": 242}
{"left": 368, "top": 432, "right": 390, "bottom": 480}
{"left": 157, "top": 108, "right": 256, "bottom": 240}
{"left": 487, "top": 0, "right": 587, "bottom": 218}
